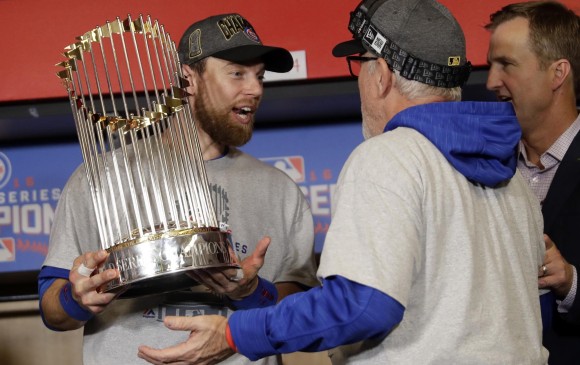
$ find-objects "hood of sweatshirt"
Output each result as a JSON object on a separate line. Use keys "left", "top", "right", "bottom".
{"left": 384, "top": 101, "right": 520, "bottom": 187}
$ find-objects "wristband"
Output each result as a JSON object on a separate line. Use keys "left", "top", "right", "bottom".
{"left": 225, "top": 322, "right": 238, "bottom": 352}
{"left": 59, "top": 282, "right": 94, "bottom": 322}
{"left": 230, "top": 276, "right": 278, "bottom": 310}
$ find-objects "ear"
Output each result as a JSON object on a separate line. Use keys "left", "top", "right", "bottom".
{"left": 375, "top": 58, "right": 392, "bottom": 97}
{"left": 551, "top": 59, "right": 571, "bottom": 91}
{"left": 182, "top": 64, "right": 197, "bottom": 95}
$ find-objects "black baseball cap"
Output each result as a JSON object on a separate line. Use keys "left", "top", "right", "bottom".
{"left": 178, "top": 13, "right": 294, "bottom": 73}
{"left": 333, "top": 0, "right": 471, "bottom": 88}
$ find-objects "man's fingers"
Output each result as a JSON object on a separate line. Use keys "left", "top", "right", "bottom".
{"left": 137, "top": 345, "right": 174, "bottom": 365}
{"left": 86, "top": 250, "right": 108, "bottom": 268}
{"left": 253, "top": 236, "right": 271, "bottom": 260}
{"left": 163, "top": 315, "right": 207, "bottom": 332}
{"left": 73, "top": 250, "right": 109, "bottom": 277}
{"left": 242, "top": 236, "right": 271, "bottom": 271}
{"left": 89, "top": 268, "right": 119, "bottom": 289}
{"left": 164, "top": 314, "right": 224, "bottom": 332}
{"left": 138, "top": 341, "right": 195, "bottom": 365}
{"left": 544, "top": 234, "right": 555, "bottom": 250}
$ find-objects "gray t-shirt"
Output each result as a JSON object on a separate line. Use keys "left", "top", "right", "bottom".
{"left": 44, "top": 147, "right": 318, "bottom": 365}
{"left": 318, "top": 128, "right": 548, "bottom": 365}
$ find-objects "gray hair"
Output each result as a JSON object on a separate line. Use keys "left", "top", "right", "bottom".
{"left": 367, "top": 60, "right": 462, "bottom": 101}
{"left": 393, "top": 71, "right": 462, "bottom": 101}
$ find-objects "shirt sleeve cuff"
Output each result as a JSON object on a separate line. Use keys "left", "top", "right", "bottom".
{"left": 557, "top": 265, "right": 577, "bottom": 313}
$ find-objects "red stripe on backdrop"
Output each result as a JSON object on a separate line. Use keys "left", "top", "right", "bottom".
{"left": 0, "top": 0, "right": 577, "bottom": 102}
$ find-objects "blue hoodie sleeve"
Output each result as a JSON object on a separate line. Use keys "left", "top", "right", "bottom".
{"left": 228, "top": 275, "right": 404, "bottom": 360}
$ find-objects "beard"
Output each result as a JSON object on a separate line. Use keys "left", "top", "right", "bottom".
{"left": 193, "top": 83, "right": 254, "bottom": 147}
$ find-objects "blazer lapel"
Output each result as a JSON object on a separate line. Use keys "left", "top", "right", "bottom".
{"left": 542, "top": 130, "right": 580, "bottom": 232}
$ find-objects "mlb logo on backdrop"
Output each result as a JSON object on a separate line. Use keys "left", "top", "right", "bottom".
{"left": 0, "top": 237, "right": 15, "bottom": 262}
{"left": 261, "top": 156, "right": 305, "bottom": 183}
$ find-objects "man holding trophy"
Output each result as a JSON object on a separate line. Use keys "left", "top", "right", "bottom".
{"left": 38, "top": 13, "right": 318, "bottom": 365}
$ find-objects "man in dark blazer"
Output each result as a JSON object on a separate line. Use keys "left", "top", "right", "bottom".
{"left": 485, "top": 2, "right": 580, "bottom": 364}
{"left": 540, "top": 130, "right": 580, "bottom": 364}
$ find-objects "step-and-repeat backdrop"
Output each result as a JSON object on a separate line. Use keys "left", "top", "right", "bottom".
{"left": 0, "top": 123, "right": 363, "bottom": 273}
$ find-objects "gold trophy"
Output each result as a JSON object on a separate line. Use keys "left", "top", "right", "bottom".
{"left": 56, "top": 15, "right": 238, "bottom": 298}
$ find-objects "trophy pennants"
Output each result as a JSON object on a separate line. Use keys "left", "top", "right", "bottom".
{"left": 56, "top": 15, "right": 238, "bottom": 298}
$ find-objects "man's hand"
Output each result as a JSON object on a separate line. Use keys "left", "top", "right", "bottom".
{"left": 538, "top": 234, "right": 574, "bottom": 299}
{"left": 187, "top": 236, "right": 271, "bottom": 300}
{"left": 69, "top": 249, "right": 120, "bottom": 314}
{"left": 138, "top": 315, "right": 233, "bottom": 365}
{"left": 41, "top": 249, "right": 121, "bottom": 330}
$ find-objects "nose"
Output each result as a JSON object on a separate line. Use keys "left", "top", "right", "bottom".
{"left": 486, "top": 64, "right": 501, "bottom": 91}
{"left": 244, "top": 75, "right": 263, "bottom": 99}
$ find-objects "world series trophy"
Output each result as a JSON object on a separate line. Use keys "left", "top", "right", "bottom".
{"left": 56, "top": 15, "right": 239, "bottom": 298}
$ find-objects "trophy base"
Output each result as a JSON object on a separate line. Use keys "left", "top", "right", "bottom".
{"left": 99, "top": 228, "right": 238, "bottom": 298}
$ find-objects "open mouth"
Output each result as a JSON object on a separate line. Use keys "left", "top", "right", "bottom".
{"left": 233, "top": 106, "right": 254, "bottom": 122}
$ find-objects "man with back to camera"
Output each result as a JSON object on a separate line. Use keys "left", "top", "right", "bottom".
{"left": 486, "top": 2, "right": 580, "bottom": 364}
{"left": 37, "top": 13, "right": 319, "bottom": 365}
{"left": 138, "top": 1, "right": 549, "bottom": 364}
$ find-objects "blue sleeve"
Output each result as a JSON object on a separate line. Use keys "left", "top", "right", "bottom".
{"left": 229, "top": 275, "right": 405, "bottom": 361}
{"left": 38, "top": 266, "right": 70, "bottom": 331}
